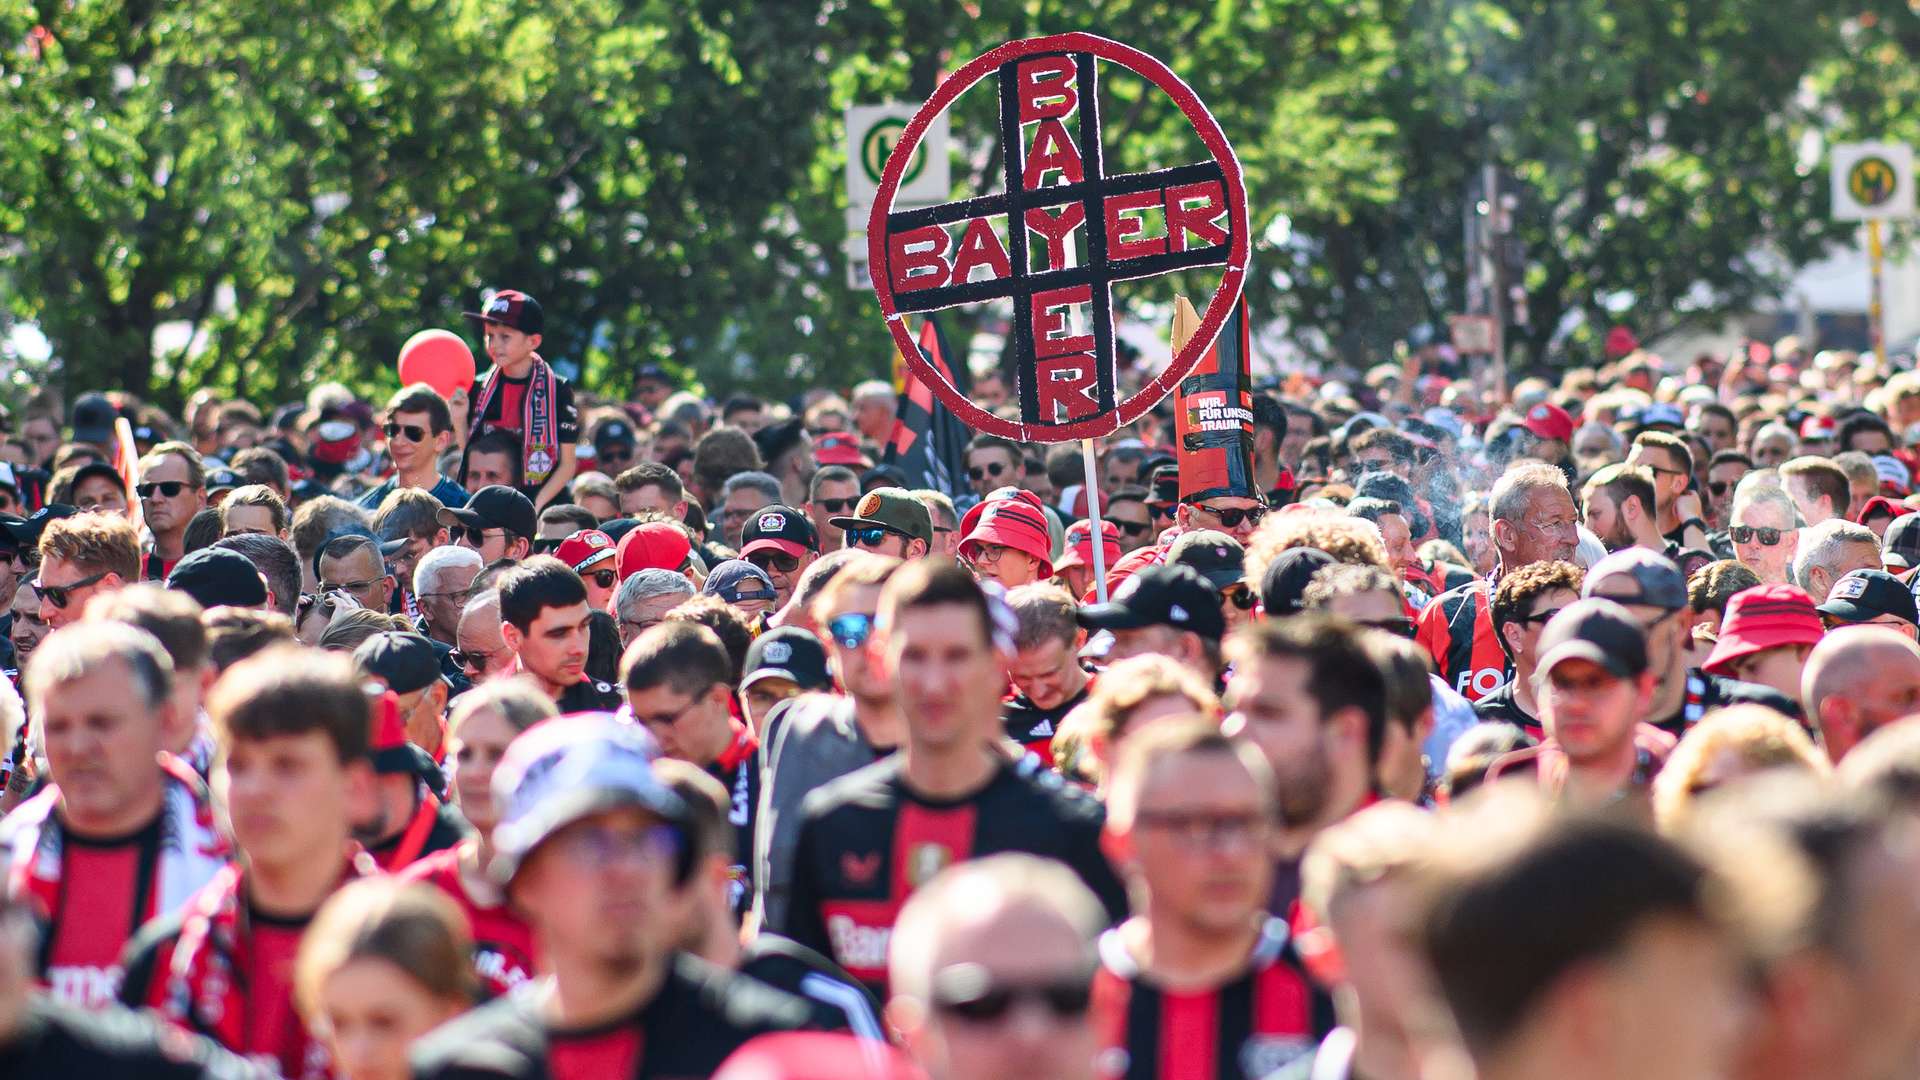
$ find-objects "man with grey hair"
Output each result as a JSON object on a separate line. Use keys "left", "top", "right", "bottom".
{"left": 615, "top": 567, "right": 695, "bottom": 648}
{"left": 212, "top": 532, "right": 302, "bottom": 616}
{"left": 454, "top": 588, "right": 514, "bottom": 683}
{"left": 1794, "top": 519, "right": 1882, "bottom": 602}
{"left": 315, "top": 532, "right": 395, "bottom": 615}
{"left": 1730, "top": 485, "right": 1803, "bottom": 585}
{"left": 851, "top": 379, "right": 898, "bottom": 445}
{"left": 720, "top": 470, "right": 784, "bottom": 549}
{"left": 412, "top": 544, "right": 483, "bottom": 646}
{"left": 888, "top": 854, "right": 1106, "bottom": 1080}
{"left": 1751, "top": 421, "right": 1797, "bottom": 469}
{"left": 0, "top": 623, "right": 225, "bottom": 1007}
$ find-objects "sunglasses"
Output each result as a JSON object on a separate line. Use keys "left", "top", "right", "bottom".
{"left": 383, "top": 422, "right": 428, "bottom": 443}
{"left": 448, "top": 647, "right": 500, "bottom": 672}
{"left": 586, "top": 569, "right": 617, "bottom": 589}
{"left": 32, "top": 571, "right": 109, "bottom": 609}
{"left": 135, "top": 481, "right": 189, "bottom": 499}
{"left": 1729, "top": 525, "right": 1784, "bottom": 546}
{"left": 1192, "top": 503, "right": 1267, "bottom": 529}
{"left": 532, "top": 538, "right": 565, "bottom": 555}
{"left": 1361, "top": 615, "right": 1418, "bottom": 638}
{"left": 967, "top": 462, "right": 1008, "bottom": 482}
{"left": 846, "top": 526, "right": 903, "bottom": 549}
{"left": 597, "top": 445, "right": 635, "bottom": 462}
{"left": 452, "top": 525, "right": 505, "bottom": 547}
{"left": 1112, "top": 519, "right": 1150, "bottom": 537}
{"left": 1221, "top": 583, "right": 1258, "bottom": 610}
{"left": 816, "top": 497, "right": 857, "bottom": 514}
{"left": 1516, "top": 605, "right": 1566, "bottom": 627}
{"left": 828, "top": 612, "right": 875, "bottom": 649}
{"left": 1148, "top": 503, "right": 1177, "bottom": 521}
{"left": 930, "top": 967, "right": 1094, "bottom": 1024}
{"left": 747, "top": 550, "right": 801, "bottom": 574}
{"left": 1708, "top": 480, "right": 1732, "bottom": 497}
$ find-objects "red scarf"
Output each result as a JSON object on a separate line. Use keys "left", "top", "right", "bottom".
{"left": 158, "top": 849, "right": 379, "bottom": 1080}
{"left": 468, "top": 354, "right": 560, "bottom": 485}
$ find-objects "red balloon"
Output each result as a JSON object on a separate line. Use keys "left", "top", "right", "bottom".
{"left": 397, "top": 329, "right": 476, "bottom": 398}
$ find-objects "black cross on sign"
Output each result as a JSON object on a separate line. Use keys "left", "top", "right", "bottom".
{"left": 879, "top": 48, "right": 1240, "bottom": 439}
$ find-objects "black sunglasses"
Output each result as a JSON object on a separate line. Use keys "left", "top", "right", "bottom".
{"left": 1728, "top": 525, "right": 1784, "bottom": 546}
{"left": 1192, "top": 503, "right": 1267, "bottom": 529}
{"left": 1708, "top": 480, "right": 1732, "bottom": 497}
{"left": 930, "top": 966, "right": 1094, "bottom": 1024}
{"left": 967, "top": 462, "right": 1008, "bottom": 482}
{"left": 1148, "top": 503, "right": 1177, "bottom": 521}
{"left": 33, "top": 571, "right": 109, "bottom": 609}
{"left": 135, "top": 481, "right": 189, "bottom": 500}
{"left": 597, "top": 444, "right": 635, "bottom": 461}
{"left": 448, "top": 647, "right": 498, "bottom": 672}
{"left": 452, "top": 525, "right": 503, "bottom": 547}
{"left": 1221, "top": 583, "right": 1258, "bottom": 610}
{"left": 1516, "top": 605, "right": 1566, "bottom": 627}
{"left": 747, "top": 549, "right": 801, "bottom": 574}
{"left": 1112, "top": 519, "right": 1150, "bottom": 537}
{"left": 586, "top": 569, "right": 617, "bottom": 589}
{"left": 1361, "top": 615, "right": 1418, "bottom": 638}
{"left": 532, "top": 538, "right": 566, "bottom": 555}
{"left": 816, "top": 497, "right": 857, "bottom": 514}
{"left": 383, "top": 422, "right": 428, "bottom": 443}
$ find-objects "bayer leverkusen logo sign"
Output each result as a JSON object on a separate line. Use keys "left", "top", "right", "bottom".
{"left": 867, "top": 33, "right": 1250, "bottom": 443}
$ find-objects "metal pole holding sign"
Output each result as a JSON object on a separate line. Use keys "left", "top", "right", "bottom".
{"left": 1833, "top": 142, "right": 1913, "bottom": 365}
{"left": 1081, "top": 438, "right": 1109, "bottom": 603}
{"left": 1869, "top": 219, "right": 1888, "bottom": 370}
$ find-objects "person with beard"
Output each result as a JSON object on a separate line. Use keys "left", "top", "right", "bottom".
{"left": 1222, "top": 617, "right": 1389, "bottom": 920}
{"left": 1415, "top": 463, "right": 1580, "bottom": 702}
{"left": 1486, "top": 600, "right": 1674, "bottom": 807}
{"left": 1580, "top": 464, "right": 1670, "bottom": 555}
{"left": 1094, "top": 718, "right": 1335, "bottom": 1080}
{"left": 1001, "top": 584, "right": 1092, "bottom": 764}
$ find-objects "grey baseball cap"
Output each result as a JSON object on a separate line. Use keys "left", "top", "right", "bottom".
{"left": 1582, "top": 548, "right": 1688, "bottom": 612}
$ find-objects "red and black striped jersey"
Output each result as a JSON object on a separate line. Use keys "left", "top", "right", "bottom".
{"left": 1414, "top": 579, "right": 1510, "bottom": 702}
{"left": 776, "top": 755, "right": 1127, "bottom": 996}
{"left": 1092, "top": 918, "right": 1335, "bottom": 1080}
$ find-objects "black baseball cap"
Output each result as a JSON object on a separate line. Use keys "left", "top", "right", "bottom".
{"left": 437, "top": 485, "right": 537, "bottom": 541}
{"left": 1148, "top": 463, "right": 1180, "bottom": 503}
{"left": 1536, "top": 598, "right": 1648, "bottom": 680}
{"left": 462, "top": 289, "right": 544, "bottom": 336}
{"left": 1, "top": 504, "right": 76, "bottom": 549}
{"left": 741, "top": 504, "right": 819, "bottom": 559}
{"left": 593, "top": 419, "right": 636, "bottom": 451}
{"left": 1884, "top": 514, "right": 1920, "bottom": 571}
{"left": 742, "top": 627, "right": 832, "bottom": 692}
{"left": 1259, "top": 547, "right": 1336, "bottom": 616}
{"left": 1583, "top": 548, "right": 1688, "bottom": 612}
{"left": 1165, "top": 530, "right": 1245, "bottom": 590}
{"left": 1818, "top": 569, "right": 1920, "bottom": 627}
{"left": 354, "top": 631, "right": 447, "bottom": 695}
{"left": 71, "top": 392, "right": 117, "bottom": 445}
{"left": 752, "top": 417, "right": 807, "bottom": 466}
{"left": 166, "top": 547, "right": 268, "bottom": 610}
{"left": 1077, "top": 564, "right": 1226, "bottom": 640}
{"left": 634, "top": 363, "right": 671, "bottom": 386}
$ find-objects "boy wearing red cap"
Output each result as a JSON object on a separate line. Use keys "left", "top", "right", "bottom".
{"left": 462, "top": 289, "right": 579, "bottom": 511}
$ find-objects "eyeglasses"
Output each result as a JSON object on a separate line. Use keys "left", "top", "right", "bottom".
{"left": 586, "top": 569, "right": 618, "bottom": 590}
{"left": 449, "top": 646, "right": 501, "bottom": 672}
{"left": 1133, "top": 809, "right": 1269, "bottom": 850}
{"left": 551, "top": 823, "right": 683, "bottom": 871}
{"left": 322, "top": 577, "right": 384, "bottom": 597}
{"left": 619, "top": 616, "right": 660, "bottom": 639}
{"left": 828, "top": 612, "right": 875, "bottom": 649}
{"left": 1516, "top": 605, "right": 1566, "bottom": 627}
{"left": 929, "top": 964, "right": 1094, "bottom": 1024}
{"left": 419, "top": 585, "right": 476, "bottom": 605}
{"left": 747, "top": 549, "right": 801, "bottom": 574}
{"left": 452, "top": 525, "right": 506, "bottom": 547}
{"left": 627, "top": 684, "right": 716, "bottom": 729}
{"left": 815, "top": 497, "right": 857, "bottom": 514}
{"left": 32, "top": 571, "right": 109, "bottom": 609}
{"left": 846, "top": 526, "right": 903, "bottom": 549}
{"left": 135, "top": 481, "right": 190, "bottom": 500}
{"left": 1221, "top": 583, "right": 1258, "bottom": 611}
{"left": 531, "top": 538, "right": 565, "bottom": 555}
{"left": 1729, "top": 525, "right": 1784, "bottom": 546}
{"left": 967, "top": 462, "right": 1008, "bottom": 482}
{"left": 1360, "top": 615, "right": 1417, "bottom": 638}
{"left": 383, "top": 422, "right": 428, "bottom": 443}
{"left": 1111, "top": 518, "right": 1151, "bottom": 537}
{"left": 1148, "top": 503, "right": 1177, "bottom": 521}
{"left": 968, "top": 543, "right": 1011, "bottom": 565}
{"left": 1191, "top": 503, "right": 1267, "bottom": 529}
{"left": 1708, "top": 480, "right": 1732, "bottom": 497}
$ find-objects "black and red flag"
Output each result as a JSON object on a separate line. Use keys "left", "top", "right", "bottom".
{"left": 1170, "top": 292, "right": 1259, "bottom": 503}
{"left": 883, "top": 315, "right": 974, "bottom": 497}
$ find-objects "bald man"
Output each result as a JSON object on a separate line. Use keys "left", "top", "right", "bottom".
{"left": 1803, "top": 625, "right": 1920, "bottom": 763}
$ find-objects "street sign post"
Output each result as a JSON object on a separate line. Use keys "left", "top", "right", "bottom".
{"left": 845, "top": 106, "right": 951, "bottom": 289}
{"left": 1832, "top": 142, "right": 1915, "bottom": 368}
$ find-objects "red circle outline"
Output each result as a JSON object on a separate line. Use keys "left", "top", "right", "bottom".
{"left": 867, "top": 32, "right": 1249, "bottom": 443}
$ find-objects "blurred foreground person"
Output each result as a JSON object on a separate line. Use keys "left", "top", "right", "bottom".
{"left": 888, "top": 854, "right": 1105, "bottom": 1080}
{"left": 293, "top": 879, "right": 472, "bottom": 1080}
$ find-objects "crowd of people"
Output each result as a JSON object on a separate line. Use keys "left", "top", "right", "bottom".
{"left": 3, "top": 290, "right": 1920, "bottom": 1080}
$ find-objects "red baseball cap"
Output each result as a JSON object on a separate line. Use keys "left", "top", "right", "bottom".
{"left": 1054, "top": 518, "right": 1119, "bottom": 573}
{"left": 959, "top": 499, "right": 1054, "bottom": 579}
{"left": 1703, "top": 584, "right": 1825, "bottom": 677}
{"left": 813, "top": 431, "right": 869, "bottom": 468}
{"left": 1522, "top": 402, "right": 1574, "bottom": 442}
{"left": 555, "top": 529, "right": 616, "bottom": 573}
{"left": 616, "top": 521, "right": 692, "bottom": 580}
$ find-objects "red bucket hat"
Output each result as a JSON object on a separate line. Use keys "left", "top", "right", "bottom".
{"left": 959, "top": 499, "right": 1054, "bottom": 579}
{"left": 616, "top": 521, "right": 692, "bottom": 580}
{"left": 1703, "top": 584, "right": 1825, "bottom": 677}
{"left": 813, "top": 431, "right": 870, "bottom": 469}
{"left": 1523, "top": 402, "right": 1574, "bottom": 442}
{"left": 1054, "top": 518, "right": 1119, "bottom": 573}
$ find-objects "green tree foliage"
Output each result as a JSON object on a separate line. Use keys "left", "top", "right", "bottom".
{"left": 1, "top": 0, "right": 1915, "bottom": 410}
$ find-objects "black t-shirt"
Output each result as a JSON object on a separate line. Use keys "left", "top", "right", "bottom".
{"left": 409, "top": 953, "right": 815, "bottom": 1080}
{"left": 737, "top": 933, "right": 885, "bottom": 1040}
{"left": 556, "top": 677, "right": 622, "bottom": 714}
{"left": 707, "top": 742, "right": 761, "bottom": 920}
{"left": 0, "top": 998, "right": 263, "bottom": 1079}
{"left": 1472, "top": 682, "right": 1543, "bottom": 742}
{"left": 778, "top": 754, "right": 1127, "bottom": 995}
{"left": 473, "top": 371, "right": 581, "bottom": 444}
{"left": 1653, "top": 669, "right": 1801, "bottom": 736}
{"left": 1001, "top": 680, "right": 1090, "bottom": 761}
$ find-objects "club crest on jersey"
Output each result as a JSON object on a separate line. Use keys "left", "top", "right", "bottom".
{"left": 906, "top": 842, "right": 954, "bottom": 887}
{"left": 1241, "top": 1034, "right": 1314, "bottom": 1078}
{"left": 841, "top": 851, "right": 881, "bottom": 886}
